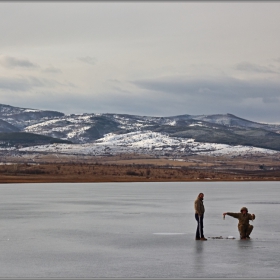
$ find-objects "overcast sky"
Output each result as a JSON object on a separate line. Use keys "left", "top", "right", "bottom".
{"left": 1, "top": 2, "right": 280, "bottom": 123}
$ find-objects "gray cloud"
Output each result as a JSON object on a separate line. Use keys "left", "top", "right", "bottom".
{"left": 0, "top": 76, "right": 68, "bottom": 92}
{"left": 42, "top": 66, "right": 62, "bottom": 74}
{"left": 273, "top": 57, "right": 280, "bottom": 63}
{"left": 128, "top": 75, "right": 280, "bottom": 122}
{"left": 262, "top": 96, "right": 279, "bottom": 104}
{"left": 0, "top": 77, "right": 33, "bottom": 91}
{"left": 234, "top": 62, "right": 278, "bottom": 74}
{"left": 78, "top": 56, "right": 97, "bottom": 66}
{"left": 131, "top": 75, "right": 280, "bottom": 101}
{"left": 0, "top": 56, "right": 38, "bottom": 69}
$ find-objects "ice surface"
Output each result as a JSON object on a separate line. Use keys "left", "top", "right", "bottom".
{"left": 0, "top": 181, "right": 279, "bottom": 278}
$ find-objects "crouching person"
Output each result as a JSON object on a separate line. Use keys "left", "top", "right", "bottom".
{"left": 223, "top": 207, "right": 255, "bottom": 240}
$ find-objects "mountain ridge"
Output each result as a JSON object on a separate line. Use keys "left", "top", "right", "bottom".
{"left": 1, "top": 103, "right": 280, "bottom": 152}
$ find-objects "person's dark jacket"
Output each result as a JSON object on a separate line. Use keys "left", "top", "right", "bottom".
{"left": 194, "top": 195, "right": 205, "bottom": 216}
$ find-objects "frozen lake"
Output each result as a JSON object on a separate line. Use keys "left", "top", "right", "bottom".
{"left": 0, "top": 181, "right": 280, "bottom": 278}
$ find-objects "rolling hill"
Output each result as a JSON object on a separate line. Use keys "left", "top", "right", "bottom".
{"left": 1, "top": 103, "right": 280, "bottom": 153}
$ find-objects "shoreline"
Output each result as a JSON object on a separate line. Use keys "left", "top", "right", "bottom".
{"left": 1, "top": 163, "right": 279, "bottom": 184}
{"left": 1, "top": 153, "right": 280, "bottom": 183}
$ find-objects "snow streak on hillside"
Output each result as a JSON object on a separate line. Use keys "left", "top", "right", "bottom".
{"left": 19, "top": 131, "right": 278, "bottom": 157}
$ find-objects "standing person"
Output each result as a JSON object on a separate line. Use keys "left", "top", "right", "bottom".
{"left": 194, "top": 193, "right": 207, "bottom": 241}
{"left": 223, "top": 207, "right": 255, "bottom": 240}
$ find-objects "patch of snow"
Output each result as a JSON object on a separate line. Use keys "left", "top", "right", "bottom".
{"left": 189, "top": 123, "right": 205, "bottom": 127}
{"left": 66, "top": 126, "right": 91, "bottom": 139}
{"left": 166, "top": 120, "right": 176, "bottom": 126}
{"left": 23, "top": 109, "right": 41, "bottom": 113}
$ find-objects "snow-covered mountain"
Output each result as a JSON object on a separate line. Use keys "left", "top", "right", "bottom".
{"left": 19, "top": 131, "right": 278, "bottom": 157}
{"left": 0, "top": 103, "right": 64, "bottom": 129}
{"left": 1, "top": 103, "right": 280, "bottom": 156}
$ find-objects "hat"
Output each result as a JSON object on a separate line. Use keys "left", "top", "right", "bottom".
{"left": 240, "top": 207, "right": 248, "bottom": 213}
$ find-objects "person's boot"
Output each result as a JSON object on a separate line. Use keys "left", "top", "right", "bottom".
{"left": 200, "top": 237, "right": 207, "bottom": 241}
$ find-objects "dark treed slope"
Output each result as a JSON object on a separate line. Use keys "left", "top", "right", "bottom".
{"left": 0, "top": 132, "right": 72, "bottom": 147}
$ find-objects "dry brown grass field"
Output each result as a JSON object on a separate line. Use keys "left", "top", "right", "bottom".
{"left": 1, "top": 152, "right": 280, "bottom": 183}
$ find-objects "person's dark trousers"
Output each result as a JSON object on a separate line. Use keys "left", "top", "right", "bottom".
{"left": 195, "top": 213, "right": 204, "bottom": 239}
